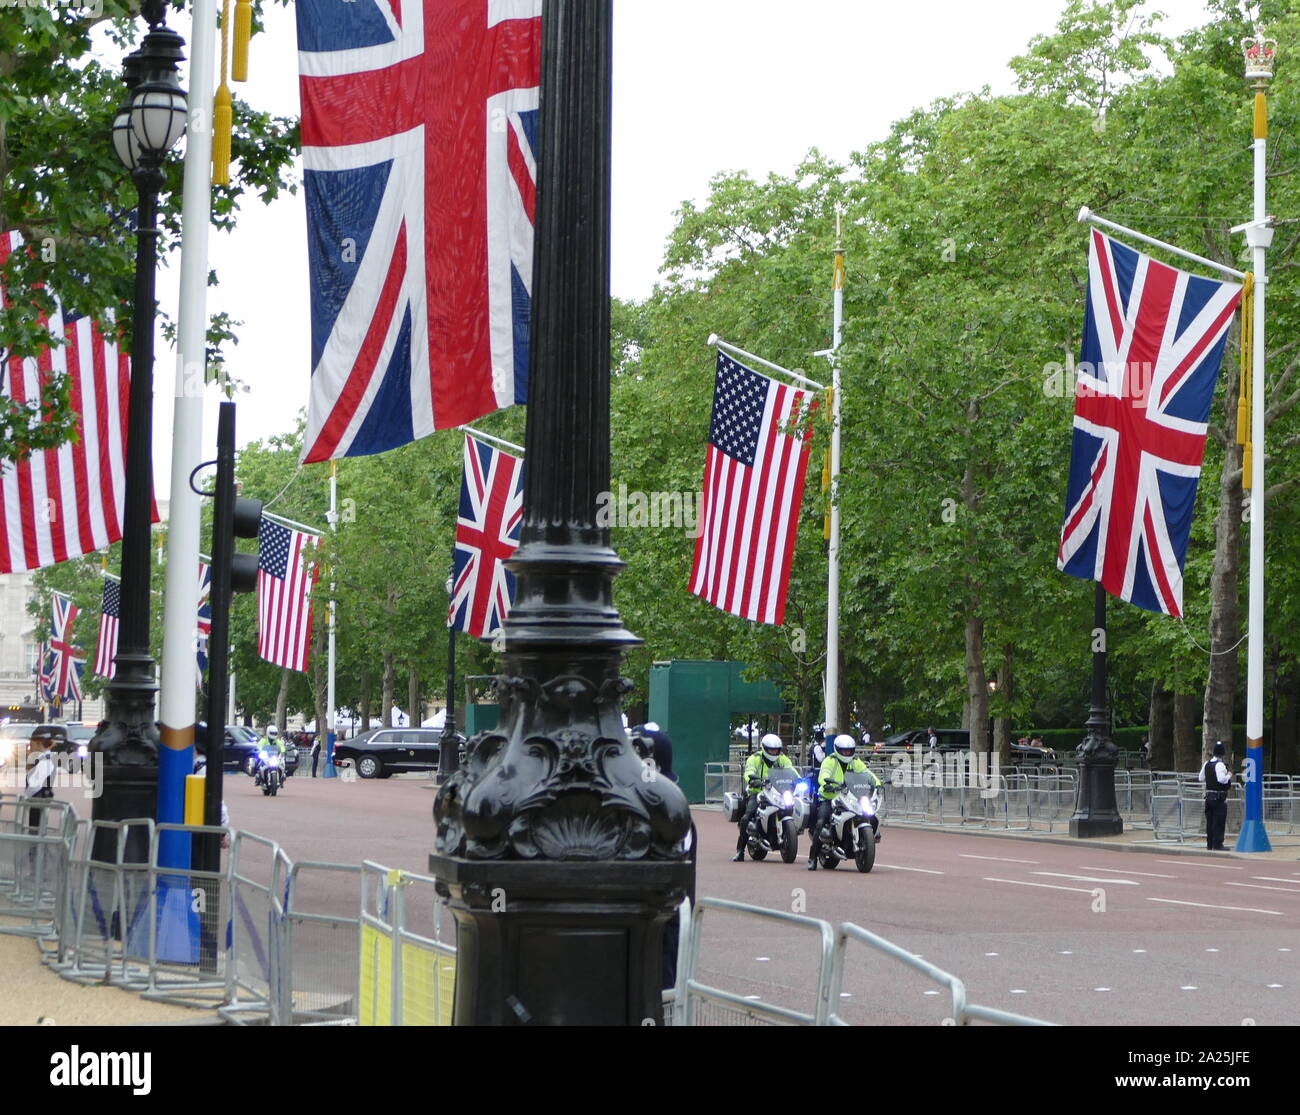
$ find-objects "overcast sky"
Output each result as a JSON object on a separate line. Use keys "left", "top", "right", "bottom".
{"left": 147, "top": 0, "right": 1225, "bottom": 497}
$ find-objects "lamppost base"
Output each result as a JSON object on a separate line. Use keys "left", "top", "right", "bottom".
{"left": 1068, "top": 722, "right": 1124, "bottom": 840}
{"left": 428, "top": 855, "right": 690, "bottom": 1026}
{"left": 1234, "top": 818, "right": 1273, "bottom": 853}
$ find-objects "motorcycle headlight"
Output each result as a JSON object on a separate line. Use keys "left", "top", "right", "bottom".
{"left": 860, "top": 795, "right": 873, "bottom": 812}
{"left": 782, "top": 790, "right": 793, "bottom": 806}
{"left": 795, "top": 781, "right": 810, "bottom": 796}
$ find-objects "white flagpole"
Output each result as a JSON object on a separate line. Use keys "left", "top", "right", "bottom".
{"left": 707, "top": 335, "right": 827, "bottom": 392}
{"left": 824, "top": 210, "right": 844, "bottom": 733}
{"left": 1237, "top": 27, "right": 1276, "bottom": 852}
{"left": 157, "top": 0, "right": 218, "bottom": 833}
{"left": 324, "top": 459, "right": 338, "bottom": 776}
{"left": 1077, "top": 207, "right": 1246, "bottom": 281}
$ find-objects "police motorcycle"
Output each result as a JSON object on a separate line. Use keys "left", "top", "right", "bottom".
{"left": 815, "top": 769, "right": 880, "bottom": 872}
{"left": 724, "top": 766, "right": 802, "bottom": 863}
{"left": 252, "top": 746, "right": 285, "bottom": 797}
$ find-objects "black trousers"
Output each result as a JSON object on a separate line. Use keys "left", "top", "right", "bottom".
{"left": 736, "top": 794, "right": 760, "bottom": 851}
{"left": 1205, "top": 792, "right": 1228, "bottom": 849}
{"left": 808, "top": 800, "right": 833, "bottom": 859}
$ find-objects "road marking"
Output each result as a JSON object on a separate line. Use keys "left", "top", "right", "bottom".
{"left": 985, "top": 877, "right": 1095, "bottom": 894}
{"left": 962, "top": 854, "right": 1039, "bottom": 864}
{"left": 1094, "top": 987, "right": 1111, "bottom": 992}
{"left": 1147, "top": 897, "right": 1284, "bottom": 916}
{"left": 985, "top": 952, "right": 999, "bottom": 957}
{"left": 1156, "top": 859, "right": 1242, "bottom": 870}
{"left": 1180, "top": 986, "right": 1198, "bottom": 991}
{"left": 1010, "top": 989, "right": 1026, "bottom": 994}
{"left": 1076, "top": 865, "right": 1177, "bottom": 878}
{"left": 1206, "top": 948, "right": 1220, "bottom": 952}
{"left": 1133, "top": 949, "right": 1147, "bottom": 954}
{"left": 1224, "top": 881, "right": 1300, "bottom": 894}
{"left": 1034, "top": 871, "right": 1139, "bottom": 886}
{"left": 1281, "top": 948, "right": 1294, "bottom": 952}
{"left": 875, "top": 864, "right": 945, "bottom": 875}
{"left": 745, "top": 995, "right": 762, "bottom": 1001}
{"left": 1059, "top": 950, "right": 1073, "bottom": 955}
{"left": 1252, "top": 876, "right": 1300, "bottom": 884}
{"left": 755, "top": 956, "right": 770, "bottom": 961}
{"left": 923, "top": 990, "right": 940, "bottom": 996}
{"left": 1267, "top": 984, "right": 1283, "bottom": 989}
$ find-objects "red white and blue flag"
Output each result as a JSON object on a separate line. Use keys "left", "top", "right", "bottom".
{"left": 41, "top": 592, "right": 84, "bottom": 703}
{"left": 296, "top": 0, "right": 542, "bottom": 464}
{"left": 258, "top": 519, "right": 320, "bottom": 673}
{"left": 94, "top": 577, "right": 120, "bottom": 679}
{"left": 196, "top": 561, "right": 212, "bottom": 689}
{"left": 690, "top": 353, "right": 816, "bottom": 626}
{"left": 0, "top": 230, "right": 157, "bottom": 573}
{"left": 1057, "top": 230, "right": 1242, "bottom": 618}
{"left": 449, "top": 435, "right": 524, "bottom": 638}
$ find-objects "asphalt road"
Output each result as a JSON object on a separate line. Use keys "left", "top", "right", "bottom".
{"left": 212, "top": 771, "right": 1300, "bottom": 1026}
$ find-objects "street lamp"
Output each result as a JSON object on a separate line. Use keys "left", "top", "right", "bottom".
{"left": 430, "top": 0, "right": 691, "bottom": 1025}
{"left": 91, "top": 1, "right": 187, "bottom": 860}
{"left": 438, "top": 571, "right": 459, "bottom": 779}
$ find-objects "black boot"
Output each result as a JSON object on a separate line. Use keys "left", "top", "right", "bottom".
{"left": 732, "top": 850, "right": 745, "bottom": 863}
{"left": 807, "top": 854, "right": 818, "bottom": 871}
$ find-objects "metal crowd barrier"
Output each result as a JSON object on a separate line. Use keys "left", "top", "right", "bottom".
{"left": 672, "top": 896, "right": 837, "bottom": 1026}
{"left": 358, "top": 862, "right": 456, "bottom": 1026}
{"left": 219, "top": 831, "right": 287, "bottom": 1024}
{"left": 703, "top": 763, "right": 741, "bottom": 805}
{"left": 0, "top": 797, "right": 78, "bottom": 939}
{"left": 671, "top": 898, "right": 1054, "bottom": 1027}
{"left": 280, "top": 860, "right": 363, "bottom": 1025}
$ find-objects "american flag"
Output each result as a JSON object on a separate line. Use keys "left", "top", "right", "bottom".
{"left": 257, "top": 519, "right": 320, "bottom": 672}
{"left": 94, "top": 576, "right": 120, "bottom": 679}
{"left": 41, "top": 592, "right": 84, "bottom": 703}
{"left": 0, "top": 230, "right": 156, "bottom": 573}
{"left": 449, "top": 434, "right": 524, "bottom": 638}
{"left": 196, "top": 561, "right": 211, "bottom": 689}
{"left": 1058, "top": 230, "right": 1242, "bottom": 618}
{"left": 296, "top": 0, "right": 542, "bottom": 464}
{"left": 690, "top": 353, "right": 816, "bottom": 626}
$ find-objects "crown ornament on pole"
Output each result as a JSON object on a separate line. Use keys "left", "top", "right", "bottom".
{"left": 1243, "top": 24, "right": 1277, "bottom": 87}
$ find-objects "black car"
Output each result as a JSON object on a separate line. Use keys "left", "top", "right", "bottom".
{"left": 212, "top": 724, "right": 266, "bottom": 774}
{"left": 875, "top": 729, "right": 970, "bottom": 754}
{"left": 1010, "top": 739, "right": 1058, "bottom": 765}
{"left": 333, "top": 727, "right": 442, "bottom": 779}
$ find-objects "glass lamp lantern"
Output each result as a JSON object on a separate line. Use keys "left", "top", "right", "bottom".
{"left": 130, "top": 81, "right": 187, "bottom": 159}
{"left": 112, "top": 105, "right": 142, "bottom": 170}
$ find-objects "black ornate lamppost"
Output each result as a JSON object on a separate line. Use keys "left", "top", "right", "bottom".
{"left": 1069, "top": 585, "right": 1123, "bottom": 837}
{"left": 91, "top": 2, "right": 188, "bottom": 859}
{"left": 430, "top": 0, "right": 692, "bottom": 1025}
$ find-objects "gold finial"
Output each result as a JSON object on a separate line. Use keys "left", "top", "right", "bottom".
{"left": 1243, "top": 23, "right": 1278, "bottom": 88}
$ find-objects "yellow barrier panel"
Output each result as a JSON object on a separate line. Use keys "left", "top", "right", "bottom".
{"left": 184, "top": 774, "right": 206, "bottom": 826}
{"left": 400, "top": 944, "right": 456, "bottom": 1025}
{"left": 358, "top": 923, "right": 393, "bottom": 1026}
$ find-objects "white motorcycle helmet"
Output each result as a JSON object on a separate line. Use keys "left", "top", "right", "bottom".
{"left": 833, "top": 733, "right": 857, "bottom": 760}
{"left": 266, "top": 725, "right": 280, "bottom": 740}
{"left": 760, "top": 733, "right": 784, "bottom": 758}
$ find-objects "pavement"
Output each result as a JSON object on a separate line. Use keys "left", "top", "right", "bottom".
{"left": 2, "top": 775, "right": 1296, "bottom": 1025}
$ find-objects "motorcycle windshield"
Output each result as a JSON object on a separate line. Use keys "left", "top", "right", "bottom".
{"left": 765, "top": 769, "right": 798, "bottom": 794}
{"left": 844, "top": 771, "right": 877, "bottom": 796}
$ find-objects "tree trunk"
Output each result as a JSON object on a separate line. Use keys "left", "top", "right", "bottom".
{"left": 1173, "top": 692, "right": 1200, "bottom": 772}
{"left": 993, "top": 649, "right": 1012, "bottom": 766}
{"left": 359, "top": 670, "right": 371, "bottom": 735}
{"left": 275, "top": 668, "right": 290, "bottom": 734}
{"left": 382, "top": 653, "right": 396, "bottom": 727}
{"left": 1276, "top": 663, "right": 1298, "bottom": 774}
{"left": 409, "top": 664, "right": 420, "bottom": 730}
{"left": 965, "top": 615, "right": 989, "bottom": 753}
{"left": 1149, "top": 679, "right": 1174, "bottom": 771}
{"left": 858, "top": 685, "right": 884, "bottom": 744}
{"left": 1202, "top": 401, "right": 1244, "bottom": 766}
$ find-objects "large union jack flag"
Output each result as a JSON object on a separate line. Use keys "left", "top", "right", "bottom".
{"left": 41, "top": 592, "right": 84, "bottom": 704}
{"left": 449, "top": 434, "right": 524, "bottom": 638}
{"left": 296, "top": 0, "right": 541, "bottom": 464}
{"left": 1057, "top": 230, "right": 1242, "bottom": 618}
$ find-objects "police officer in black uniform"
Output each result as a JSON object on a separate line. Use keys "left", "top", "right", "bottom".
{"left": 1199, "top": 741, "right": 1231, "bottom": 851}
{"left": 22, "top": 725, "right": 60, "bottom": 833}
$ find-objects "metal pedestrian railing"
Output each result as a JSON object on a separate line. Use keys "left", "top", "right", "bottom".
{"left": 671, "top": 898, "right": 1055, "bottom": 1027}
{"left": 358, "top": 862, "right": 455, "bottom": 1026}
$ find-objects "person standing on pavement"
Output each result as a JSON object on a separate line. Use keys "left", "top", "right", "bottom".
{"left": 733, "top": 734, "right": 794, "bottom": 862}
{"left": 22, "top": 727, "right": 59, "bottom": 833}
{"left": 637, "top": 724, "right": 695, "bottom": 991}
{"left": 310, "top": 736, "right": 321, "bottom": 777}
{"left": 1199, "top": 741, "right": 1231, "bottom": 851}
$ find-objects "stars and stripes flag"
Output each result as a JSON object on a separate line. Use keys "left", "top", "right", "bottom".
{"left": 690, "top": 353, "right": 817, "bottom": 626}
{"left": 257, "top": 519, "right": 320, "bottom": 672}
{"left": 41, "top": 592, "right": 84, "bottom": 703}
{"left": 1057, "top": 230, "right": 1242, "bottom": 618}
{"left": 449, "top": 435, "right": 524, "bottom": 638}
{"left": 94, "top": 577, "right": 120, "bottom": 679}
{"left": 296, "top": 0, "right": 542, "bottom": 464}
{"left": 196, "top": 561, "right": 212, "bottom": 689}
{"left": 0, "top": 230, "right": 157, "bottom": 573}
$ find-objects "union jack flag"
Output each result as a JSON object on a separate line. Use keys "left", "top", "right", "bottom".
{"left": 1057, "top": 230, "right": 1242, "bottom": 618}
{"left": 41, "top": 592, "right": 84, "bottom": 703}
{"left": 196, "top": 561, "right": 211, "bottom": 689}
{"left": 296, "top": 0, "right": 542, "bottom": 464}
{"left": 449, "top": 435, "right": 524, "bottom": 638}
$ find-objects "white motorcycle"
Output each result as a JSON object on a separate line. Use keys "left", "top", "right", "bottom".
{"left": 253, "top": 748, "right": 285, "bottom": 797}
{"left": 815, "top": 769, "right": 880, "bottom": 873}
{"left": 724, "top": 768, "right": 802, "bottom": 863}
